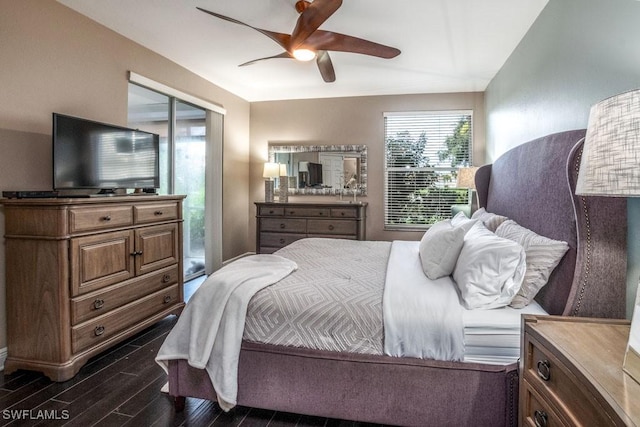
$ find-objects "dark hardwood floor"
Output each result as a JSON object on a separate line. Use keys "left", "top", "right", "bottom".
{"left": 0, "top": 277, "right": 387, "bottom": 427}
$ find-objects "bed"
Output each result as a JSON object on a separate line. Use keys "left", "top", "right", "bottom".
{"left": 161, "top": 130, "right": 627, "bottom": 426}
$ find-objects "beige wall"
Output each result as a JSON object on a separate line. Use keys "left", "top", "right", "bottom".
{"left": 0, "top": 0, "right": 251, "bottom": 351}
{"left": 249, "top": 92, "right": 485, "bottom": 245}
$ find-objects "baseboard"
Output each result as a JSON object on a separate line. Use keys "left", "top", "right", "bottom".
{"left": 0, "top": 347, "right": 7, "bottom": 371}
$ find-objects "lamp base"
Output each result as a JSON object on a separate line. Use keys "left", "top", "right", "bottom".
{"left": 264, "top": 180, "right": 274, "bottom": 203}
{"left": 278, "top": 176, "right": 288, "bottom": 203}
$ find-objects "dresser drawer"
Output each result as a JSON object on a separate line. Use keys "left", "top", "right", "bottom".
{"left": 69, "top": 205, "right": 134, "bottom": 233}
{"left": 521, "top": 379, "right": 568, "bottom": 427}
{"left": 523, "top": 335, "right": 612, "bottom": 426}
{"left": 259, "top": 206, "right": 285, "bottom": 216}
{"left": 331, "top": 208, "right": 358, "bottom": 218}
{"left": 307, "top": 219, "right": 357, "bottom": 235}
{"left": 134, "top": 202, "right": 179, "bottom": 224}
{"left": 72, "top": 284, "right": 180, "bottom": 354}
{"left": 285, "top": 207, "right": 330, "bottom": 217}
{"left": 260, "top": 218, "right": 307, "bottom": 233}
{"left": 260, "top": 232, "right": 306, "bottom": 249}
{"left": 70, "top": 265, "right": 179, "bottom": 325}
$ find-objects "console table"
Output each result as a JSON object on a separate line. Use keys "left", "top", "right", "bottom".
{"left": 255, "top": 201, "right": 367, "bottom": 253}
{"left": 1, "top": 195, "right": 186, "bottom": 381}
{"left": 520, "top": 315, "right": 640, "bottom": 426}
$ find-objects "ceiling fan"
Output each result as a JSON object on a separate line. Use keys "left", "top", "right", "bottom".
{"left": 197, "top": 0, "right": 401, "bottom": 83}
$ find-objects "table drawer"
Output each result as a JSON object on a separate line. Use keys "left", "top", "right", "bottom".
{"left": 284, "top": 207, "right": 330, "bottom": 217}
{"left": 69, "top": 206, "right": 133, "bottom": 233}
{"left": 72, "top": 284, "right": 180, "bottom": 354}
{"left": 260, "top": 232, "right": 306, "bottom": 248}
{"left": 307, "top": 219, "right": 356, "bottom": 235}
{"left": 521, "top": 379, "right": 568, "bottom": 427}
{"left": 134, "top": 202, "right": 179, "bottom": 224}
{"left": 259, "top": 206, "right": 285, "bottom": 216}
{"left": 524, "top": 336, "right": 612, "bottom": 426}
{"left": 71, "top": 265, "right": 179, "bottom": 325}
{"left": 260, "top": 218, "right": 306, "bottom": 233}
{"left": 331, "top": 208, "right": 358, "bottom": 218}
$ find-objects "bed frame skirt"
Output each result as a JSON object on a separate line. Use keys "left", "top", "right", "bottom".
{"left": 169, "top": 341, "right": 519, "bottom": 426}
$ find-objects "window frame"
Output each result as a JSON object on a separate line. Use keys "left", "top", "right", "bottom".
{"left": 383, "top": 110, "right": 474, "bottom": 231}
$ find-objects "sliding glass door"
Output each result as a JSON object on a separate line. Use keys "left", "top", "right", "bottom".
{"left": 127, "top": 84, "right": 206, "bottom": 280}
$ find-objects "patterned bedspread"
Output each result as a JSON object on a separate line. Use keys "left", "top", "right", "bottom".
{"left": 243, "top": 238, "right": 392, "bottom": 355}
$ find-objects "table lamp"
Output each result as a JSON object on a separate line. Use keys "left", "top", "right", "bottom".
{"left": 263, "top": 162, "right": 279, "bottom": 202}
{"left": 574, "top": 88, "right": 640, "bottom": 385}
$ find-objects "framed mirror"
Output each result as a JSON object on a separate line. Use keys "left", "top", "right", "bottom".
{"left": 269, "top": 144, "right": 367, "bottom": 196}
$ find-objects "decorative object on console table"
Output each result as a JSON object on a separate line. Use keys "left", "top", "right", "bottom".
{"left": 457, "top": 166, "right": 479, "bottom": 214}
{"left": 255, "top": 202, "right": 367, "bottom": 254}
{"left": 520, "top": 315, "right": 640, "bottom": 426}
{"left": 263, "top": 162, "right": 279, "bottom": 203}
{"left": 574, "top": 88, "right": 640, "bottom": 385}
{"left": 278, "top": 163, "right": 288, "bottom": 203}
{"left": 0, "top": 195, "right": 186, "bottom": 381}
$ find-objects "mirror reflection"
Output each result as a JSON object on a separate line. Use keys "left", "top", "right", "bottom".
{"left": 269, "top": 144, "right": 367, "bottom": 196}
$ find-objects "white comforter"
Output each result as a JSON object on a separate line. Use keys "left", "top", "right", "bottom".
{"left": 155, "top": 254, "right": 298, "bottom": 411}
{"left": 383, "top": 241, "right": 465, "bottom": 360}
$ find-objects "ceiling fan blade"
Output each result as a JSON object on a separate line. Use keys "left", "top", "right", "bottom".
{"left": 290, "top": 0, "right": 342, "bottom": 49}
{"left": 305, "top": 30, "right": 401, "bottom": 59}
{"left": 197, "top": 7, "right": 291, "bottom": 50}
{"left": 316, "top": 50, "right": 336, "bottom": 83}
{"left": 239, "top": 52, "right": 294, "bottom": 67}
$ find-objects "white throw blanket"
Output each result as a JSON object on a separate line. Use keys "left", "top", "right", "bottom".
{"left": 155, "top": 254, "right": 298, "bottom": 411}
{"left": 383, "top": 241, "right": 465, "bottom": 360}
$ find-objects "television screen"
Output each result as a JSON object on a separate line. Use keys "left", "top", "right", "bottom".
{"left": 53, "top": 113, "right": 160, "bottom": 193}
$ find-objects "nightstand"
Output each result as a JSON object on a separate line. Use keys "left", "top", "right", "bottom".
{"left": 520, "top": 315, "right": 640, "bottom": 426}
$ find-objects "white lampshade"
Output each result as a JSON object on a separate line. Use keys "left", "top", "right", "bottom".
{"left": 298, "top": 161, "right": 309, "bottom": 173}
{"left": 457, "top": 167, "right": 478, "bottom": 189}
{"left": 263, "top": 162, "right": 280, "bottom": 179}
{"left": 279, "top": 163, "right": 288, "bottom": 177}
{"left": 576, "top": 89, "right": 640, "bottom": 196}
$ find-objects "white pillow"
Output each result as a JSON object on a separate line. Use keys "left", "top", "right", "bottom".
{"left": 419, "top": 218, "right": 476, "bottom": 280}
{"left": 471, "top": 208, "right": 508, "bottom": 232}
{"left": 495, "top": 220, "right": 569, "bottom": 308}
{"left": 453, "top": 221, "right": 526, "bottom": 309}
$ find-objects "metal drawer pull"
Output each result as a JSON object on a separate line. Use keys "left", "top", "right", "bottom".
{"left": 328, "top": 225, "right": 335, "bottom": 230}
{"left": 537, "top": 359, "right": 551, "bottom": 381}
{"left": 279, "top": 238, "right": 285, "bottom": 244}
{"left": 154, "top": 210, "right": 164, "bottom": 216}
{"left": 93, "top": 299, "right": 105, "bottom": 310}
{"left": 163, "top": 295, "right": 172, "bottom": 304}
{"left": 130, "top": 251, "right": 143, "bottom": 256}
{"left": 162, "top": 274, "right": 172, "bottom": 283}
{"left": 101, "top": 215, "right": 111, "bottom": 221}
{"left": 94, "top": 325, "right": 105, "bottom": 336}
{"left": 289, "top": 211, "right": 295, "bottom": 215}
{"left": 280, "top": 223, "right": 286, "bottom": 229}
{"left": 533, "top": 410, "right": 548, "bottom": 427}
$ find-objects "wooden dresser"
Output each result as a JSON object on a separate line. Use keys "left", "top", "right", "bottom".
{"left": 255, "top": 201, "right": 367, "bottom": 253}
{"left": 520, "top": 315, "right": 640, "bottom": 426}
{"left": 1, "top": 195, "right": 186, "bottom": 381}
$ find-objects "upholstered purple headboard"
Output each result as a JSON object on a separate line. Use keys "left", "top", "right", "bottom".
{"left": 475, "top": 130, "right": 626, "bottom": 318}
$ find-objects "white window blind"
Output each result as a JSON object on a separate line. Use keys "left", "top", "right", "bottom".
{"left": 384, "top": 111, "right": 473, "bottom": 230}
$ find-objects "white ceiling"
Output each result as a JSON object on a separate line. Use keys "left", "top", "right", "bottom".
{"left": 57, "top": 0, "right": 548, "bottom": 102}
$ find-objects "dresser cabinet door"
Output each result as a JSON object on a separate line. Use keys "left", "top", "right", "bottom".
{"left": 70, "top": 230, "right": 136, "bottom": 297}
{"left": 135, "top": 223, "right": 180, "bottom": 276}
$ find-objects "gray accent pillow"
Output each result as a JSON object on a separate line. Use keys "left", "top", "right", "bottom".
{"left": 419, "top": 216, "right": 476, "bottom": 280}
{"left": 495, "top": 220, "right": 569, "bottom": 308}
{"left": 471, "top": 207, "right": 509, "bottom": 232}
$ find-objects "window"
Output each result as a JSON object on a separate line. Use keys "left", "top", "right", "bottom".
{"left": 384, "top": 111, "right": 473, "bottom": 230}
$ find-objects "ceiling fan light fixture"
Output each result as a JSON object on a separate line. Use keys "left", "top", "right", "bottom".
{"left": 292, "top": 48, "right": 316, "bottom": 61}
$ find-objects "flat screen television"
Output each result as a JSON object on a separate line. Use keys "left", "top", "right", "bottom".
{"left": 53, "top": 113, "right": 160, "bottom": 194}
